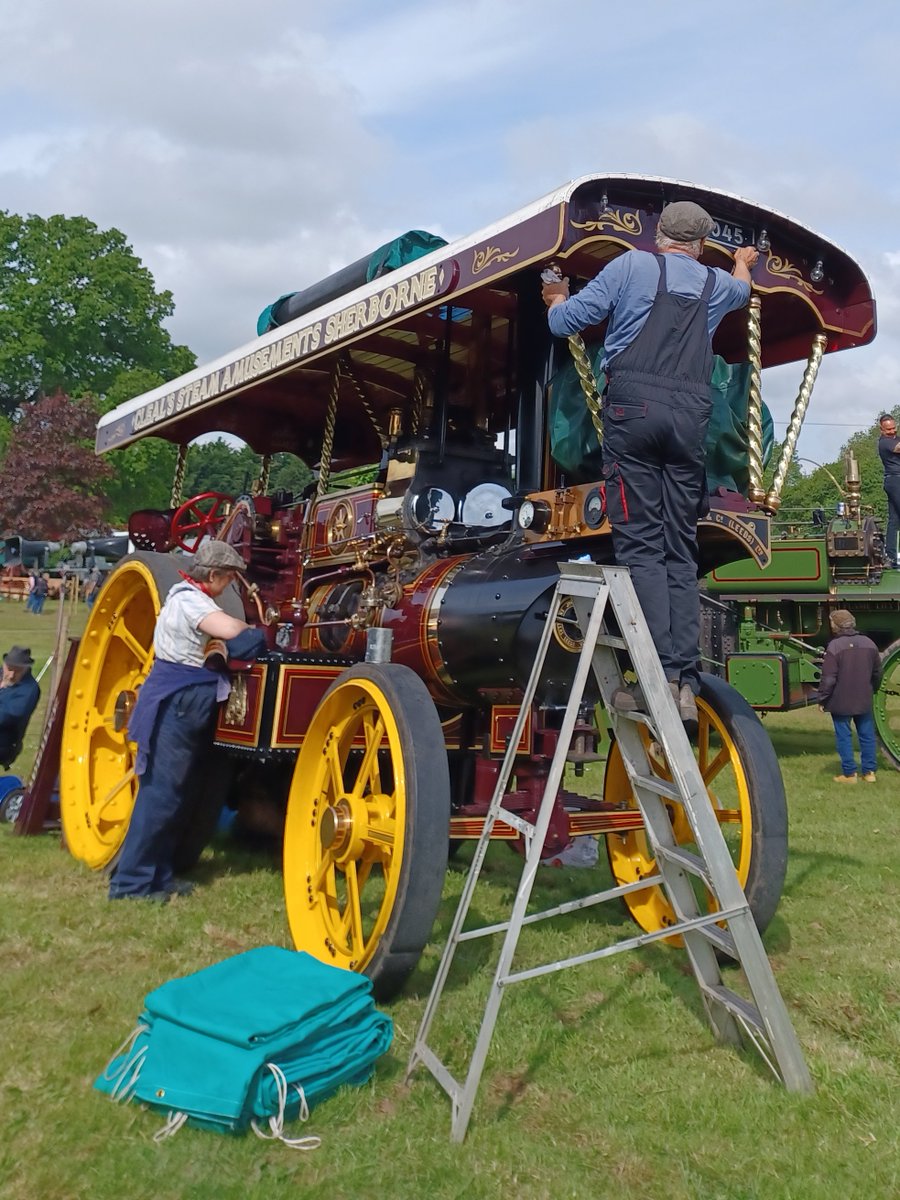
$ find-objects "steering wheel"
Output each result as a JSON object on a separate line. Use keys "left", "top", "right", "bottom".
{"left": 169, "top": 491, "right": 233, "bottom": 553}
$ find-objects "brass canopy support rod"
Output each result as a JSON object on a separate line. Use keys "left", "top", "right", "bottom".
{"left": 764, "top": 333, "right": 827, "bottom": 514}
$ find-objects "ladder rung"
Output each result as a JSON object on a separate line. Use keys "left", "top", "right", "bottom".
{"left": 610, "top": 709, "right": 656, "bottom": 728}
{"left": 489, "top": 809, "right": 535, "bottom": 839}
{"left": 700, "top": 983, "right": 766, "bottom": 1036}
{"left": 410, "top": 1043, "right": 463, "bottom": 1104}
{"left": 628, "top": 772, "right": 682, "bottom": 803}
{"left": 594, "top": 633, "right": 628, "bottom": 650}
{"left": 655, "top": 843, "right": 712, "bottom": 884}
{"left": 695, "top": 922, "right": 739, "bottom": 959}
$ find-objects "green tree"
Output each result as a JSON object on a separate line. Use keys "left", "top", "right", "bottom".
{"left": 0, "top": 392, "right": 113, "bottom": 538}
{"left": 0, "top": 212, "right": 195, "bottom": 413}
{"left": 772, "top": 408, "right": 899, "bottom": 530}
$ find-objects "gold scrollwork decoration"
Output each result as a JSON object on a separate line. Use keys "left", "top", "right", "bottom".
{"left": 223, "top": 674, "right": 248, "bottom": 727}
{"left": 765, "top": 252, "right": 824, "bottom": 295}
{"left": 472, "top": 244, "right": 519, "bottom": 274}
{"left": 572, "top": 210, "right": 643, "bottom": 236}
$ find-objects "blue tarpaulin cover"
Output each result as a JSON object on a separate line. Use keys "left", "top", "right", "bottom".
{"left": 96, "top": 947, "right": 393, "bottom": 1135}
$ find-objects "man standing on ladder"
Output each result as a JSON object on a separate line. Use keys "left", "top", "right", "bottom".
{"left": 542, "top": 201, "right": 758, "bottom": 729}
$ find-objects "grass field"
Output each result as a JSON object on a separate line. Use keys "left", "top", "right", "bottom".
{"left": 0, "top": 599, "right": 898, "bottom": 1200}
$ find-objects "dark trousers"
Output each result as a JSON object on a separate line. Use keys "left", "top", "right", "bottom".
{"left": 603, "top": 393, "right": 708, "bottom": 693}
{"left": 884, "top": 478, "right": 900, "bottom": 564}
{"left": 109, "top": 684, "right": 217, "bottom": 897}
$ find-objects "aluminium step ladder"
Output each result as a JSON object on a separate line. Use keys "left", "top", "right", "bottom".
{"left": 406, "top": 562, "right": 812, "bottom": 1142}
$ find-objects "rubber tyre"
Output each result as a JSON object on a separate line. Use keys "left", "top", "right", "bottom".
{"left": 873, "top": 638, "right": 900, "bottom": 771}
{"left": 283, "top": 663, "right": 450, "bottom": 1001}
{"left": 604, "top": 672, "right": 788, "bottom": 938}
{"left": 59, "top": 551, "right": 244, "bottom": 869}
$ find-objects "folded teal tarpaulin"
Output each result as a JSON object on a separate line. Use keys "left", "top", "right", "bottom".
{"left": 96, "top": 947, "right": 393, "bottom": 1140}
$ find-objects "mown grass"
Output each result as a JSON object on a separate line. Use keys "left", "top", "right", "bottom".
{"left": 1, "top": 598, "right": 898, "bottom": 1200}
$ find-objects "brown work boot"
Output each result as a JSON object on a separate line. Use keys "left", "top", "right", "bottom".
{"left": 611, "top": 683, "right": 645, "bottom": 712}
{"left": 679, "top": 684, "right": 698, "bottom": 734}
{"left": 833, "top": 774, "right": 858, "bottom": 784}
{"left": 862, "top": 772, "right": 877, "bottom": 783}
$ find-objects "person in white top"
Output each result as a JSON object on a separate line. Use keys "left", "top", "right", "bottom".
{"left": 109, "top": 541, "right": 265, "bottom": 901}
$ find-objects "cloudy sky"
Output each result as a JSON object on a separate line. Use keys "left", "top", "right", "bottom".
{"left": 2, "top": 0, "right": 897, "bottom": 465}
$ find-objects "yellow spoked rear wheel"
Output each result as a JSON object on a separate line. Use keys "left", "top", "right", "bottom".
{"left": 604, "top": 673, "right": 787, "bottom": 940}
{"left": 284, "top": 663, "right": 450, "bottom": 1000}
{"left": 60, "top": 554, "right": 184, "bottom": 869}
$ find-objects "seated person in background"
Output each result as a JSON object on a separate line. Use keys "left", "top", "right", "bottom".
{"left": 0, "top": 646, "right": 41, "bottom": 767}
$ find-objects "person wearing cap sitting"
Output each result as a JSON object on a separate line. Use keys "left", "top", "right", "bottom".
{"left": 0, "top": 646, "right": 41, "bottom": 768}
{"left": 817, "top": 609, "right": 882, "bottom": 783}
{"left": 542, "top": 200, "right": 758, "bottom": 731}
{"left": 109, "top": 541, "right": 267, "bottom": 901}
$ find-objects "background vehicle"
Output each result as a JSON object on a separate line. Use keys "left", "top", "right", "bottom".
{"left": 702, "top": 460, "right": 900, "bottom": 767}
{"left": 57, "top": 174, "right": 876, "bottom": 997}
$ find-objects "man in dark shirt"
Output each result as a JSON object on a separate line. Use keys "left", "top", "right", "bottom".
{"left": 0, "top": 645, "right": 41, "bottom": 767}
{"left": 877, "top": 413, "right": 900, "bottom": 568}
{"left": 817, "top": 610, "right": 881, "bottom": 783}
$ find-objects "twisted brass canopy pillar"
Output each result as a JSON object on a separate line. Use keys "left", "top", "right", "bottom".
{"left": 317, "top": 359, "right": 342, "bottom": 498}
{"left": 170, "top": 443, "right": 189, "bottom": 508}
{"left": 568, "top": 332, "right": 604, "bottom": 445}
{"left": 764, "top": 333, "right": 827, "bottom": 513}
{"left": 746, "top": 295, "right": 765, "bottom": 504}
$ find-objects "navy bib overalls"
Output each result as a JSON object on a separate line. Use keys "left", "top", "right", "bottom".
{"left": 602, "top": 254, "right": 715, "bottom": 694}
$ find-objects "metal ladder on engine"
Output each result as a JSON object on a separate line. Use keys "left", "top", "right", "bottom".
{"left": 406, "top": 561, "right": 812, "bottom": 1141}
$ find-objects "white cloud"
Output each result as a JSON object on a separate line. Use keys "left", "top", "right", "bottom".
{"left": 0, "top": 0, "right": 896, "bottom": 470}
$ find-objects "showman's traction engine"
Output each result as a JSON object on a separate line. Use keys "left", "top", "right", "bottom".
{"left": 58, "top": 175, "right": 876, "bottom": 998}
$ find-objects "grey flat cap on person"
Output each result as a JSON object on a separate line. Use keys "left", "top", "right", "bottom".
{"left": 658, "top": 200, "right": 714, "bottom": 243}
{"left": 4, "top": 645, "right": 34, "bottom": 669}
{"left": 193, "top": 540, "right": 245, "bottom": 571}
{"left": 830, "top": 608, "right": 856, "bottom": 632}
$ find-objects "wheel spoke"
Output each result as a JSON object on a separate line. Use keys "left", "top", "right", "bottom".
{"left": 352, "top": 711, "right": 386, "bottom": 798}
{"left": 700, "top": 744, "right": 730, "bottom": 785}
{"left": 112, "top": 620, "right": 153, "bottom": 671}
{"left": 311, "top": 851, "right": 334, "bottom": 895}
{"left": 325, "top": 738, "right": 346, "bottom": 800}
{"left": 341, "top": 860, "right": 365, "bottom": 953}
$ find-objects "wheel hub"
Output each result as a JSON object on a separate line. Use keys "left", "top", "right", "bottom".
{"left": 113, "top": 689, "right": 137, "bottom": 733}
{"left": 320, "top": 801, "right": 352, "bottom": 851}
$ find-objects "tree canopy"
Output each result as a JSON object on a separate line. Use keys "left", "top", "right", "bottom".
{"left": 769, "top": 407, "right": 900, "bottom": 531}
{"left": 0, "top": 211, "right": 195, "bottom": 413}
{"left": 0, "top": 392, "right": 113, "bottom": 538}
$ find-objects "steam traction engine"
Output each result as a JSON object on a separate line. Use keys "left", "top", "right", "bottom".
{"left": 59, "top": 175, "right": 876, "bottom": 998}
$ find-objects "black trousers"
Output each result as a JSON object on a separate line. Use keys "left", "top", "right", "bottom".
{"left": 602, "top": 392, "right": 709, "bottom": 693}
{"left": 109, "top": 684, "right": 218, "bottom": 897}
{"left": 884, "top": 478, "right": 900, "bottom": 564}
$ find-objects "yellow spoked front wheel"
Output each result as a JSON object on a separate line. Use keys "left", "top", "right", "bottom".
{"left": 60, "top": 554, "right": 184, "bottom": 868}
{"left": 284, "top": 663, "right": 450, "bottom": 1000}
{"left": 604, "top": 673, "right": 787, "bottom": 939}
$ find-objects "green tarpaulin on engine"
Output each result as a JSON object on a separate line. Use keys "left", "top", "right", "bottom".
{"left": 548, "top": 344, "right": 774, "bottom": 495}
{"left": 365, "top": 229, "right": 447, "bottom": 281}
{"left": 256, "top": 230, "right": 447, "bottom": 335}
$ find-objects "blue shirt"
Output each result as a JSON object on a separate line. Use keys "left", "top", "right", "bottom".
{"left": 547, "top": 249, "right": 750, "bottom": 366}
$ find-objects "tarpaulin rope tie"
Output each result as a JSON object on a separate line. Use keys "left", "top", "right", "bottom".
{"left": 153, "top": 1111, "right": 189, "bottom": 1143}
{"left": 251, "top": 1064, "right": 321, "bottom": 1151}
{"left": 99, "top": 1023, "right": 149, "bottom": 1103}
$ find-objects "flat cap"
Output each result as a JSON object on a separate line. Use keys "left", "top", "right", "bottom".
{"left": 658, "top": 201, "right": 714, "bottom": 243}
{"left": 4, "top": 645, "right": 34, "bottom": 669}
{"left": 193, "top": 540, "right": 245, "bottom": 571}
